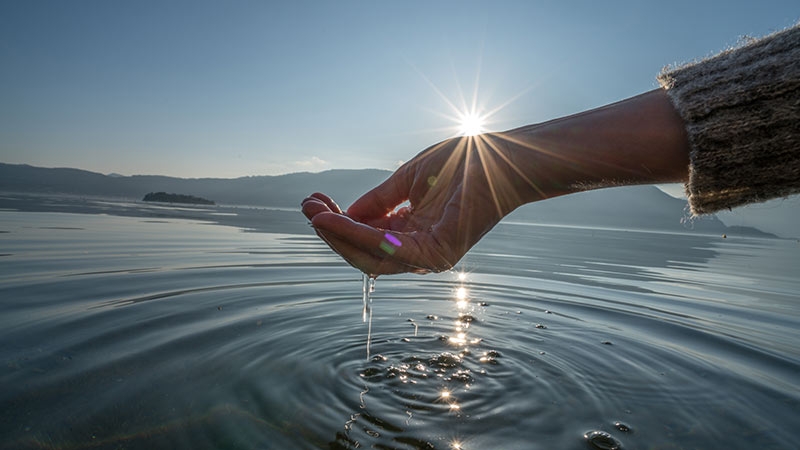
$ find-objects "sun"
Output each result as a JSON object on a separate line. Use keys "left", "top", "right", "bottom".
{"left": 457, "top": 111, "right": 486, "bottom": 136}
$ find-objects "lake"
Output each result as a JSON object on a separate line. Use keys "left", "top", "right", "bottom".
{"left": 1, "top": 194, "right": 798, "bottom": 449}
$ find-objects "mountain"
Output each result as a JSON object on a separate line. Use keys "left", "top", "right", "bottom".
{"left": 0, "top": 163, "right": 391, "bottom": 209}
{"left": 507, "top": 185, "right": 732, "bottom": 234}
{"left": 0, "top": 162, "right": 782, "bottom": 237}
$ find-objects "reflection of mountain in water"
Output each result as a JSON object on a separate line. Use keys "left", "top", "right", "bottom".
{"left": 0, "top": 163, "right": 780, "bottom": 237}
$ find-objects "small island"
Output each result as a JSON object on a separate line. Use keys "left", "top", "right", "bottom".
{"left": 142, "top": 192, "right": 215, "bottom": 205}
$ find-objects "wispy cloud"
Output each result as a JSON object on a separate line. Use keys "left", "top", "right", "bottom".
{"left": 255, "top": 156, "right": 330, "bottom": 176}
{"left": 295, "top": 156, "right": 328, "bottom": 170}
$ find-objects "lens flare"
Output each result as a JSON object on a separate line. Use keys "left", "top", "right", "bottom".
{"left": 457, "top": 111, "right": 487, "bottom": 136}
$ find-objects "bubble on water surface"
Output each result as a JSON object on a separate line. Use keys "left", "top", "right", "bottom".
{"left": 358, "top": 351, "right": 479, "bottom": 386}
{"left": 613, "top": 421, "right": 631, "bottom": 433}
{"left": 479, "top": 350, "right": 501, "bottom": 364}
{"left": 428, "top": 352, "right": 462, "bottom": 369}
{"left": 584, "top": 430, "right": 623, "bottom": 450}
{"left": 458, "top": 314, "right": 477, "bottom": 323}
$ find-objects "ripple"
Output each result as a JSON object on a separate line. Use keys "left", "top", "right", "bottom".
{"left": 2, "top": 213, "right": 799, "bottom": 450}
{"left": 584, "top": 430, "right": 623, "bottom": 450}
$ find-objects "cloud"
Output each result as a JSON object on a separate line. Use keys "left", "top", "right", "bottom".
{"left": 293, "top": 156, "right": 329, "bottom": 172}
{"left": 257, "top": 156, "right": 330, "bottom": 175}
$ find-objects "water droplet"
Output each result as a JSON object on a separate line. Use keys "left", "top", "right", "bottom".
{"left": 361, "top": 274, "right": 376, "bottom": 359}
{"left": 614, "top": 421, "right": 631, "bottom": 433}
{"left": 429, "top": 352, "right": 462, "bottom": 369}
{"left": 445, "top": 369, "right": 473, "bottom": 383}
{"left": 361, "top": 367, "right": 382, "bottom": 378}
{"left": 479, "top": 350, "right": 501, "bottom": 364}
{"left": 584, "top": 430, "right": 622, "bottom": 450}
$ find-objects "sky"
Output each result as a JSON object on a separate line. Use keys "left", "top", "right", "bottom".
{"left": 1, "top": 1, "right": 798, "bottom": 179}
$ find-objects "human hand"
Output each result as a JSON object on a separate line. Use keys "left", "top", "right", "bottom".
{"left": 302, "top": 90, "right": 690, "bottom": 276}
{"left": 301, "top": 134, "right": 537, "bottom": 276}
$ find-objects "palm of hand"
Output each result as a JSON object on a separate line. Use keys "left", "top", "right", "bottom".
{"left": 302, "top": 135, "right": 528, "bottom": 276}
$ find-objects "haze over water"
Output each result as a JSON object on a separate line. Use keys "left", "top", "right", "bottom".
{"left": 1, "top": 195, "right": 798, "bottom": 449}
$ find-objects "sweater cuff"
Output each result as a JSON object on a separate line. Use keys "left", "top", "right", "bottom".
{"left": 657, "top": 24, "right": 800, "bottom": 215}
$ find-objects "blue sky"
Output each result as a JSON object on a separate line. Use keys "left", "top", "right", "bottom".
{"left": 1, "top": 1, "right": 797, "bottom": 178}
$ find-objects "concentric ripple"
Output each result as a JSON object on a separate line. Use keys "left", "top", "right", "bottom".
{"left": 1, "top": 211, "right": 798, "bottom": 450}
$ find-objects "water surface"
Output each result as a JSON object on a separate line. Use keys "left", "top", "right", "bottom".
{"left": 1, "top": 197, "right": 798, "bottom": 449}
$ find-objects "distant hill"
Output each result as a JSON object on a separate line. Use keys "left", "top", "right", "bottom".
{"left": 508, "top": 185, "right": 733, "bottom": 234}
{"left": 0, "top": 163, "right": 391, "bottom": 208}
{"left": 0, "top": 162, "right": 781, "bottom": 237}
{"left": 143, "top": 192, "right": 215, "bottom": 205}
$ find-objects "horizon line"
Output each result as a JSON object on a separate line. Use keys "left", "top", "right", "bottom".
{"left": 0, "top": 161, "right": 395, "bottom": 180}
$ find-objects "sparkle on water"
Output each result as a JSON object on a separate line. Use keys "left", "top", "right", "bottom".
{"left": 5, "top": 200, "right": 798, "bottom": 449}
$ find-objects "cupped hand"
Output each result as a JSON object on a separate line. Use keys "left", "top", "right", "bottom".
{"left": 301, "top": 134, "right": 537, "bottom": 276}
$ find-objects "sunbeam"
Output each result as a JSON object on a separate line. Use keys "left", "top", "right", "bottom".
{"left": 457, "top": 111, "right": 487, "bottom": 136}
{"left": 408, "top": 51, "right": 531, "bottom": 139}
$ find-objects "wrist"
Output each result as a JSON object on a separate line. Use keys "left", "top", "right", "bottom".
{"left": 497, "top": 89, "right": 690, "bottom": 204}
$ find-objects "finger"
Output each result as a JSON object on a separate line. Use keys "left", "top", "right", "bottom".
{"left": 307, "top": 192, "right": 343, "bottom": 214}
{"left": 346, "top": 167, "right": 413, "bottom": 222}
{"left": 361, "top": 206, "right": 413, "bottom": 231}
{"left": 301, "top": 197, "right": 332, "bottom": 221}
{"left": 313, "top": 227, "right": 418, "bottom": 276}
{"left": 312, "top": 212, "right": 454, "bottom": 273}
{"left": 311, "top": 212, "right": 389, "bottom": 253}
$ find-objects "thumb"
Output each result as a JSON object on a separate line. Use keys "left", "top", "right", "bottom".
{"left": 346, "top": 166, "right": 413, "bottom": 222}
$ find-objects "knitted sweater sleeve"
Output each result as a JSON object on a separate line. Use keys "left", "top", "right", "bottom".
{"left": 657, "top": 24, "right": 800, "bottom": 215}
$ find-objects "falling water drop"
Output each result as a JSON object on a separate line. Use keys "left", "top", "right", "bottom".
{"left": 362, "top": 273, "right": 376, "bottom": 358}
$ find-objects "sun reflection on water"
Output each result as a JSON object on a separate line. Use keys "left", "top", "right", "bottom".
{"left": 344, "top": 270, "right": 501, "bottom": 446}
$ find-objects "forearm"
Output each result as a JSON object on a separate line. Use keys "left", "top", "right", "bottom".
{"left": 497, "top": 89, "right": 690, "bottom": 205}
